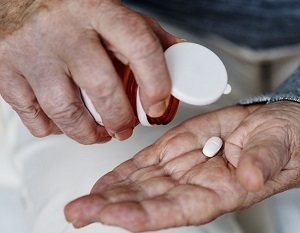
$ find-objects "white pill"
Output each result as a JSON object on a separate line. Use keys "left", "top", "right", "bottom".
{"left": 202, "top": 136, "right": 223, "bottom": 158}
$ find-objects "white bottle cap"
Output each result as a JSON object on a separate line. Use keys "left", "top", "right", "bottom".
{"left": 165, "top": 42, "right": 230, "bottom": 105}
{"left": 136, "top": 42, "right": 230, "bottom": 126}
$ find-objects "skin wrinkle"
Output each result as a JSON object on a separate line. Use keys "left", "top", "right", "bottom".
{"left": 183, "top": 161, "right": 241, "bottom": 210}
{"left": 159, "top": 132, "right": 198, "bottom": 164}
{"left": 287, "top": 121, "right": 300, "bottom": 162}
{"left": 95, "top": 3, "right": 155, "bottom": 65}
{"left": 171, "top": 193, "right": 189, "bottom": 226}
{"left": 177, "top": 186, "right": 213, "bottom": 225}
{"left": 91, "top": 0, "right": 113, "bottom": 30}
{"left": 0, "top": 0, "right": 38, "bottom": 37}
{"left": 99, "top": 5, "right": 157, "bottom": 63}
{"left": 142, "top": 194, "right": 184, "bottom": 230}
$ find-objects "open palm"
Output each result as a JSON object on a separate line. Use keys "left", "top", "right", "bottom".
{"left": 65, "top": 101, "right": 300, "bottom": 232}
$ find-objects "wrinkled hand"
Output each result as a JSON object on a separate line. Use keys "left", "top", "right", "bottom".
{"left": 0, "top": 0, "right": 178, "bottom": 143}
{"left": 65, "top": 101, "right": 300, "bottom": 232}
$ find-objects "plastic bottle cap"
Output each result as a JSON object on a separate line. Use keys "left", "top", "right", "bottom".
{"left": 136, "top": 42, "right": 230, "bottom": 126}
{"left": 165, "top": 42, "right": 230, "bottom": 105}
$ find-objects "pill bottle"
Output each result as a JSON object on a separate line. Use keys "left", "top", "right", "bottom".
{"left": 81, "top": 42, "right": 231, "bottom": 126}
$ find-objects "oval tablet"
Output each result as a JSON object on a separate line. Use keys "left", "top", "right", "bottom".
{"left": 202, "top": 136, "right": 223, "bottom": 157}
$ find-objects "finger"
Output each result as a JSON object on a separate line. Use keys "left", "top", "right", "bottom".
{"left": 64, "top": 194, "right": 107, "bottom": 228}
{"left": 66, "top": 184, "right": 224, "bottom": 232}
{"left": 101, "top": 176, "right": 177, "bottom": 204}
{"left": 91, "top": 130, "right": 202, "bottom": 192}
{"left": 163, "top": 150, "right": 210, "bottom": 180}
{"left": 90, "top": 3, "right": 172, "bottom": 117}
{"left": 84, "top": 174, "right": 179, "bottom": 223}
{"left": 128, "top": 149, "right": 208, "bottom": 183}
{"left": 224, "top": 105, "right": 263, "bottom": 167}
{"left": 134, "top": 127, "right": 206, "bottom": 167}
{"left": 229, "top": 127, "right": 290, "bottom": 191}
{"left": 23, "top": 60, "right": 111, "bottom": 144}
{"left": 102, "top": 13, "right": 182, "bottom": 64}
{"left": 141, "top": 13, "right": 184, "bottom": 50}
{"left": 66, "top": 176, "right": 177, "bottom": 228}
{"left": 66, "top": 35, "right": 136, "bottom": 140}
{"left": 91, "top": 154, "right": 168, "bottom": 194}
{"left": 91, "top": 159, "right": 138, "bottom": 193}
{"left": 0, "top": 64, "right": 61, "bottom": 136}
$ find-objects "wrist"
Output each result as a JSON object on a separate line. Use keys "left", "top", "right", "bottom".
{"left": 0, "top": 0, "right": 38, "bottom": 37}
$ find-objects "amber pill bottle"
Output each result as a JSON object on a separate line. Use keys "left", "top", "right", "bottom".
{"left": 81, "top": 42, "right": 230, "bottom": 127}
{"left": 114, "top": 58, "right": 180, "bottom": 126}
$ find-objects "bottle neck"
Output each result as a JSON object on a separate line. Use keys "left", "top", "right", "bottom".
{"left": 113, "top": 58, "right": 179, "bottom": 126}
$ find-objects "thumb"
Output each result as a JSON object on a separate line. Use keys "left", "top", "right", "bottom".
{"left": 226, "top": 127, "right": 290, "bottom": 192}
{"left": 91, "top": 3, "right": 172, "bottom": 117}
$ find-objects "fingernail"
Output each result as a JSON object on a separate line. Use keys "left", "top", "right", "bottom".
{"left": 98, "top": 136, "right": 112, "bottom": 144}
{"left": 148, "top": 99, "right": 169, "bottom": 117}
{"left": 72, "top": 220, "right": 86, "bottom": 228}
{"left": 115, "top": 128, "right": 133, "bottom": 141}
{"left": 177, "top": 38, "right": 187, "bottom": 43}
{"left": 109, "top": 128, "right": 134, "bottom": 141}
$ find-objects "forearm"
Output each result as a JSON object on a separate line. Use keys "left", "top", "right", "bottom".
{"left": 0, "top": 0, "right": 37, "bottom": 36}
{"left": 238, "top": 65, "right": 300, "bottom": 105}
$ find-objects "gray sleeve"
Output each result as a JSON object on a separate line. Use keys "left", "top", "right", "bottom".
{"left": 237, "top": 65, "right": 300, "bottom": 105}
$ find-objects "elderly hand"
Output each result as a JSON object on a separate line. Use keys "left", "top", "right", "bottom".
{"left": 65, "top": 101, "right": 300, "bottom": 231}
{"left": 0, "top": 0, "right": 178, "bottom": 144}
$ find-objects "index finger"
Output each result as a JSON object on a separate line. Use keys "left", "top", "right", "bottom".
{"left": 90, "top": 3, "right": 172, "bottom": 117}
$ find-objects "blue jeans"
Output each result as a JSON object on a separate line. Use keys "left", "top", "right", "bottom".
{"left": 124, "top": 0, "right": 300, "bottom": 49}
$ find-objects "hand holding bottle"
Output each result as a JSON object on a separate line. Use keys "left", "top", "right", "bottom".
{"left": 0, "top": 0, "right": 179, "bottom": 143}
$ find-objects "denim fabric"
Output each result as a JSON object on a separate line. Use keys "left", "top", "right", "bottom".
{"left": 237, "top": 65, "right": 300, "bottom": 105}
{"left": 123, "top": 0, "right": 300, "bottom": 50}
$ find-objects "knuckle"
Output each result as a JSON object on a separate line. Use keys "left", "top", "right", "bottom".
{"left": 77, "top": 132, "right": 105, "bottom": 145}
{"left": 107, "top": 112, "right": 134, "bottom": 132}
{"left": 46, "top": 101, "right": 83, "bottom": 126}
{"left": 12, "top": 102, "right": 54, "bottom": 137}
{"left": 129, "top": 28, "right": 161, "bottom": 61}
{"left": 148, "top": 86, "right": 168, "bottom": 98}
{"left": 30, "top": 127, "right": 52, "bottom": 138}
{"left": 142, "top": 85, "right": 170, "bottom": 103}
{"left": 110, "top": 8, "right": 161, "bottom": 60}
{"left": 19, "top": 106, "right": 41, "bottom": 122}
{"left": 8, "top": 97, "right": 40, "bottom": 120}
{"left": 84, "top": 80, "right": 119, "bottom": 102}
